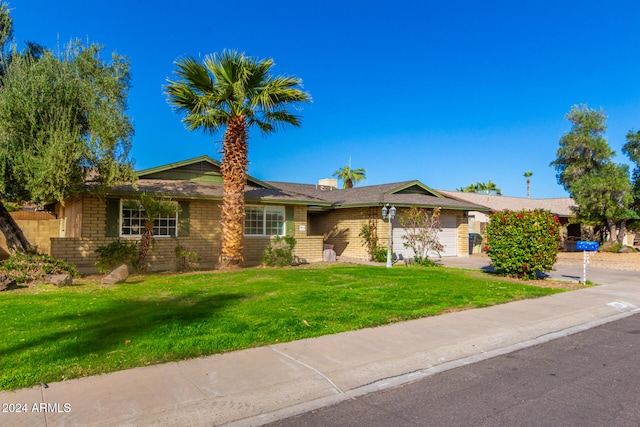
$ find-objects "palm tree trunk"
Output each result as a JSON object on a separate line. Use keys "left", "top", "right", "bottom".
{"left": 0, "top": 201, "right": 32, "bottom": 252}
{"left": 218, "top": 115, "right": 248, "bottom": 269}
{"left": 137, "top": 221, "right": 154, "bottom": 273}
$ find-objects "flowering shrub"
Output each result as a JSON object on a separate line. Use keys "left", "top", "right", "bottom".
{"left": 485, "top": 209, "right": 560, "bottom": 279}
{"left": 399, "top": 206, "right": 444, "bottom": 266}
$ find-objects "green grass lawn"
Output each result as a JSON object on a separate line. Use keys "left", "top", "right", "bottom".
{"left": 0, "top": 264, "right": 565, "bottom": 390}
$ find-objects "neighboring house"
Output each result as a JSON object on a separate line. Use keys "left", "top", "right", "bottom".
{"left": 35, "top": 156, "right": 486, "bottom": 273}
{"left": 437, "top": 190, "right": 579, "bottom": 251}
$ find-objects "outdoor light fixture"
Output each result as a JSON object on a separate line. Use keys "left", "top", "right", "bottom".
{"left": 381, "top": 204, "right": 396, "bottom": 268}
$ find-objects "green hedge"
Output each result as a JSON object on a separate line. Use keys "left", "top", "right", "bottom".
{"left": 486, "top": 209, "right": 560, "bottom": 279}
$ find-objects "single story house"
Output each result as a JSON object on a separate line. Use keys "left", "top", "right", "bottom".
{"left": 37, "top": 156, "right": 487, "bottom": 273}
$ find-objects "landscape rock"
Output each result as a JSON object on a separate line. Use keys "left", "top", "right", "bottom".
{"left": 0, "top": 273, "right": 17, "bottom": 291}
{"left": 323, "top": 248, "right": 336, "bottom": 262}
{"left": 45, "top": 274, "right": 73, "bottom": 287}
{"left": 101, "top": 264, "right": 129, "bottom": 285}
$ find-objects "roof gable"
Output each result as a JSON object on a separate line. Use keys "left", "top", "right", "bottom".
{"left": 136, "top": 155, "right": 274, "bottom": 189}
{"left": 387, "top": 181, "right": 443, "bottom": 197}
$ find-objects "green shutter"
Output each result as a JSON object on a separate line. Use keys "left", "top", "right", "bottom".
{"left": 105, "top": 199, "right": 120, "bottom": 237}
{"left": 285, "top": 206, "right": 294, "bottom": 236}
{"left": 178, "top": 201, "right": 190, "bottom": 237}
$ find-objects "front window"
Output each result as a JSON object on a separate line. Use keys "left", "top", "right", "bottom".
{"left": 245, "top": 205, "right": 285, "bottom": 236}
{"left": 121, "top": 200, "right": 178, "bottom": 237}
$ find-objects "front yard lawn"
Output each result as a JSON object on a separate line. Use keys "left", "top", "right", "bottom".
{"left": 0, "top": 264, "right": 566, "bottom": 390}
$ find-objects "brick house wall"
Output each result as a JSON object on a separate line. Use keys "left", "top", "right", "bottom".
{"left": 242, "top": 204, "right": 323, "bottom": 266}
{"left": 309, "top": 207, "right": 376, "bottom": 260}
{"left": 308, "top": 207, "right": 470, "bottom": 260}
{"left": 50, "top": 195, "right": 323, "bottom": 273}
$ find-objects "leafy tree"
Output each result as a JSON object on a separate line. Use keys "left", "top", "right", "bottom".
{"left": 623, "top": 130, "right": 640, "bottom": 218}
{"left": 524, "top": 171, "right": 533, "bottom": 198}
{"left": 165, "top": 50, "right": 310, "bottom": 269}
{"left": 0, "top": 9, "right": 135, "bottom": 252}
{"left": 398, "top": 206, "right": 443, "bottom": 265}
{"left": 486, "top": 209, "right": 560, "bottom": 280}
{"left": 458, "top": 181, "right": 502, "bottom": 195}
{"left": 333, "top": 162, "right": 366, "bottom": 188}
{"left": 550, "top": 105, "right": 634, "bottom": 242}
{"left": 135, "top": 193, "right": 180, "bottom": 273}
{"left": 0, "top": 1, "right": 12, "bottom": 65}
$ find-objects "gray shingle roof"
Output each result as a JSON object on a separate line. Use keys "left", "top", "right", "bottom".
{"left": 437, "top": 190, "right": 577, "bottom": 217}
{"left": 105, "top": 179, "right": 331, "bottom": 205}
{"left": 104, "top": 179, "right": 487, "bottom": 211}
{"left": 266, "top": 181, "right": 486, "bottom": 210}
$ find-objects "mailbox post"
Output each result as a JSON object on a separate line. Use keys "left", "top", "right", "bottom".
{"left": 576, "top": 241, "right": 599, "bottom": 284}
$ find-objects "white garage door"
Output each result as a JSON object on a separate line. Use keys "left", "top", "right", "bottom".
{"left": 391, "top": 215, "right": 458, "bottom": 258}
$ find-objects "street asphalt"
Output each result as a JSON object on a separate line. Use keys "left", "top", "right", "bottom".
{"left": 1, "top": 256, "right": 638, "bottom": 426}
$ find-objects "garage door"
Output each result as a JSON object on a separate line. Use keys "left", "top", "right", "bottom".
{"left": 392, "top": 215, "right": 458, "bottom": 258}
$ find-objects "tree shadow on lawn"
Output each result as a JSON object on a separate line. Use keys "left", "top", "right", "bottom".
{"left": 0, "top": 291, "right": 246, "bottom": 376}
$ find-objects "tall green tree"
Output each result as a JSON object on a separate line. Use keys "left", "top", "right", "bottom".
{"left": 165, "top": 50, "right": 310, "bottom": 269}
{"left": 332, "top": 162, "right": 366, "bottom": 188}
{"left": 0, "top": 37, "right": 136, "bottom": 251}
{"left": 623, "top": 129, "right": 640, "bottom": 218}
{"left": 551, "top": 105, "right": 634, "bottom": 242}
{"left": 0, "top": 1, "right": 12, "bottom": 66}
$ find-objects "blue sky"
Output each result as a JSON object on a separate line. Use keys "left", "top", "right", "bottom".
{"left": 10, "top": 0, "right": 640, "bottom": 198}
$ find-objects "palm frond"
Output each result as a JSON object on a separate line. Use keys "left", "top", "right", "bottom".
{"left": 166, "top": 49, "right": 310, "bottom": 137}
{"left": 172, "top": 56, "right": 214, "bottom": 95}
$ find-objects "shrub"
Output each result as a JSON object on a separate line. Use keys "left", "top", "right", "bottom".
{"left": 485, "top": 209, "right": 560, "bottom": 279}
{"left": 372, "top": 247, "right": 387, "bottom": 263}
{"left": 399, "top": 206, "right": 444, "bottom": 259}
{"left": 95, "top": 240, "right": 138, "bottom": 273}
{"left": 175, "top": 245, "right": 201, "bottom": 272}
{"left": 599, "top": 241, "right": 622, "bottom": 253}
{"left": 261, "top": 236, "right": 296, "bottom": 267}
{"left": 0, "top": 251, "right": 78, "bottom": 284}
{"left": 359, "top": 224, "right": 386, "bottom": 262}
{"left": 413, "top": 256, "right": 438, "bottom": 267}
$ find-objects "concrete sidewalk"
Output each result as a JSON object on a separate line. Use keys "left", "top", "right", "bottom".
{"left": 1, "top": 260, "right": 639, "bottom": 427}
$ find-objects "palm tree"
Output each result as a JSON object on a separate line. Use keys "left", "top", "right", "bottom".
{"left": 136, "top": 193, "right": 179, "bottom": 273}
{"left": 459, "top": 181, "right": 502, "bottom": 195}
{"left": 165, "top": 50, "right": 310, "bottom": 269}
{"left": 478, "top": 180, "right": 502, "bottom": 195}
{"left": 333, "top": 161, "right": 366, "bottom": 188}
{"left": 458, "top": 182, "right": 479, "bottom": 193}
{"left": 524, "top": 171, "right": 533, "bottom": 198}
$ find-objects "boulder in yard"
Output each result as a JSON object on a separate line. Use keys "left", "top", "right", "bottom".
{"left": 101, "top": 264, "right": 129, "bottom": 285}
{"left": 323, "top": 248, "right": 336, "bottom": 262}
{"left": 45, "top": 274, "right": 73, "bottom": 287}
{"left": 0, "top": 273, "right": 17, "bottom": 291}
